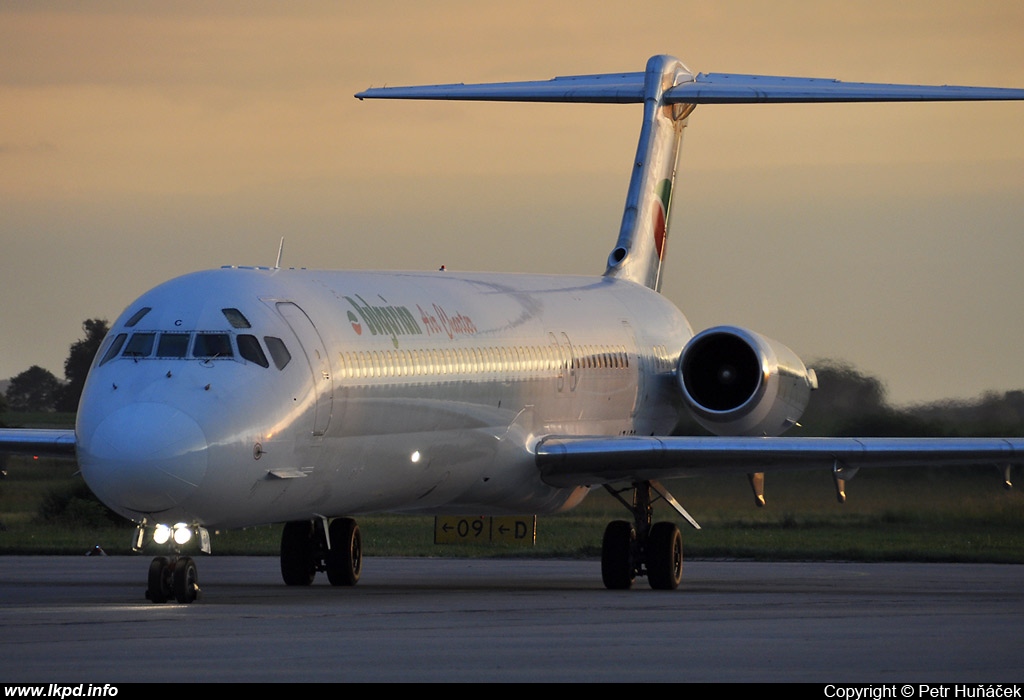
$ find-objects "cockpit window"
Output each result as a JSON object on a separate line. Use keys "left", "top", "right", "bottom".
{"left": 114, "top": 328, "right": 280, "bottom": 369}
{"left": 264, "top": 336, "right": 291, "bottom": 370}
{"left": 124, "top": 307, "right": 152, "bottom": 328}
{"left": 222, "top": 308, "right": 251, "bottom": 329}
{"left": 193, "top": 333, "right": 233, "bottom": 359}
{"left": 98, "top": 333, "right": 127, "bottom": 366}
{"left": 124, "top": 332, "right": 155, "bottom": 357}
{"left": 237, "top": 334, "right": 269, "bottom": 368}
{"left": 156, "top": 333, "right": 190, "bottom": 358}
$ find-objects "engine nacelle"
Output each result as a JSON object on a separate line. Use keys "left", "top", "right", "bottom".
{"left": 678, "top": 326, "right": 817, "bottom": 436}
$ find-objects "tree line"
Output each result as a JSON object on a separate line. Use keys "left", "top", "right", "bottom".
{"left": 799, "top": 360, "right": 1024, "bottom": 438}
{"left": 2, "top": 319, "right": 108, "bottom": 414}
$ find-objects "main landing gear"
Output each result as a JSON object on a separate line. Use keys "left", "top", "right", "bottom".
{"left": 600, "top": 480, "right": 700, "bottom": 590}
{"left": 280, "top": 517, "right": 362, "bottom": 587}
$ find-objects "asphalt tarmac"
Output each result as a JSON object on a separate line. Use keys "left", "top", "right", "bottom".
{"left": 0, "top": 556, "right": 1021, "bottom": 683}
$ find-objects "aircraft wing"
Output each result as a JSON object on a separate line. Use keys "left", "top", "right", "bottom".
{"left": 0, "top": 429, "right": 77, "bottom": 459}
{"left": 536, "top": 435, "right": 1023, "bottom": 487}
{"left": 357, "top": 69, "right": 1024, "bottom": 105}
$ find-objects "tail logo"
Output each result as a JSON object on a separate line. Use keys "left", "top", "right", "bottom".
{"left": 652, "top": 179, "right": 672, "bottom": 260}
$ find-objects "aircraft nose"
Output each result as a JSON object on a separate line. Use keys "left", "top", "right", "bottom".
{"left": 80, "top": 403, "right": 209, "bottom": 514}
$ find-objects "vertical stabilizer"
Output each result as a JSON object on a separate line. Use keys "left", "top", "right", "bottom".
{"left": 603, "top": 56, "right": 694, "bottom": 291}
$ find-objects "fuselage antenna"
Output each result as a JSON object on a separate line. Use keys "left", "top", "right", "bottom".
{"left": 275, "top": 237, "right": 285, "bottom": 269}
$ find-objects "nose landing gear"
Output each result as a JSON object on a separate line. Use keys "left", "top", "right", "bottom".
{"left": 135, "top": 521, "right": 209, "bottom": 604}
{"left": 146, "top": 555, "right": 199, "bottom": 604}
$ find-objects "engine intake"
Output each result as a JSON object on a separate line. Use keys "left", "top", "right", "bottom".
{"left": 679, "top": 326, "right": 816, "bottom": 436}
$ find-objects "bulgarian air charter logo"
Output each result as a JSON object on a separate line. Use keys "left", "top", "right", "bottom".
{"left": 343, "top": 295, "right": 423, "bottom": 347}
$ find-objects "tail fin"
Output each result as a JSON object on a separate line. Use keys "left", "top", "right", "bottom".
{"left": 603, "top": 56, "right": 693, "bottom": 292}
{"left": 356, "top": 56, "right": 1024, "bottom": 291}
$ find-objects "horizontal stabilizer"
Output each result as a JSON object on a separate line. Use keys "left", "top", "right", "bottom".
{"left": 356, "top": 72, "right": 647, "bottom": 103}
{"left": 357, "top": 60, "right": 1024, "bottom": 105}
{"left": 666, "top": 73, "right": 1024, "bottom": 104}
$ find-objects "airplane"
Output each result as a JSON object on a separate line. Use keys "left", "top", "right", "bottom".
{"left": 3, "top": 54, "right": 1024, "bottom": 603}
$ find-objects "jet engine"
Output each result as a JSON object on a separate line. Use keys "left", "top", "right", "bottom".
{"left": 678, "top": 326, "right": 817, "bottom": 436}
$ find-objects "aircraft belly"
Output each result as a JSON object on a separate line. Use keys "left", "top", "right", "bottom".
{"left": 309, "top": 379, "right": 587, "bottom": 516}
{"left": 202, "top": 432, "right": 568, "bottom": 525}
{"left": 194, "top": 375, "right": 611, "bottom": 525}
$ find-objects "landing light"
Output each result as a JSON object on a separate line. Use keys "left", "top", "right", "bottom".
{"left": 152, "top": 522, "right": 193, "bottom": 546}
{"left": 172, "top": 523, "right": 193, "bottom": 545}
{"left": 134, "top": 522, "right": 211, "bottom": 554}
{"left": 152, "top": 524, "right": 172, "bottom": 545}
{"left": 411, "top": 450, "right": 421, "bottom": 463}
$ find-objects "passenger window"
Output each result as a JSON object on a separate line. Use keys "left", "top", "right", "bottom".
{"left": 123, "top": 333, "right": 155, "bottom": 358}
{"left": 98, "top": 333, "right": 127, "bottom": 366}
{"left": 157, "top": 333, "right": 190, "bottom": 358}
{"left": 237, "top": 335, "right": 269, "bottom": 368}
{"left": 193, "top": 333, "right": 233, "bottom": 359}
{"left": 264, "top": 336, "right": 291, "bottom": 370}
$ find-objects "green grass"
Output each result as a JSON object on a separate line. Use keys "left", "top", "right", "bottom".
{"left": 2, "top": 450, "right": 1022, "bottom": 562}
{"left": 1, "top": 411, "right": 76, "bottom": 429}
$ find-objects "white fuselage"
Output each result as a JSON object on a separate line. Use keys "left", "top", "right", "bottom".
{"left": 76, "top": 266, "right": 693, "bottom": 529}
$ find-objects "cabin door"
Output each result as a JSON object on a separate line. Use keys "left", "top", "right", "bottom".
{"left": 277, "top": 302, "right": 334, "bottom": 437}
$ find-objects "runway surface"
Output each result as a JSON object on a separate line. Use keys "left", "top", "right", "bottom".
{"left": 1, "top": 556, "right": 1021, "bottom": 683}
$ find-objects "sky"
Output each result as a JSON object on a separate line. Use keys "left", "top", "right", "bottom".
{"left": 2, "top": 0, "right": 1023, "bottom": 406}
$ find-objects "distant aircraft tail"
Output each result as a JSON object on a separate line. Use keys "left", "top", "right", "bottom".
{"left": 356, "top": 56, "right": 1024, "bottom": 292}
